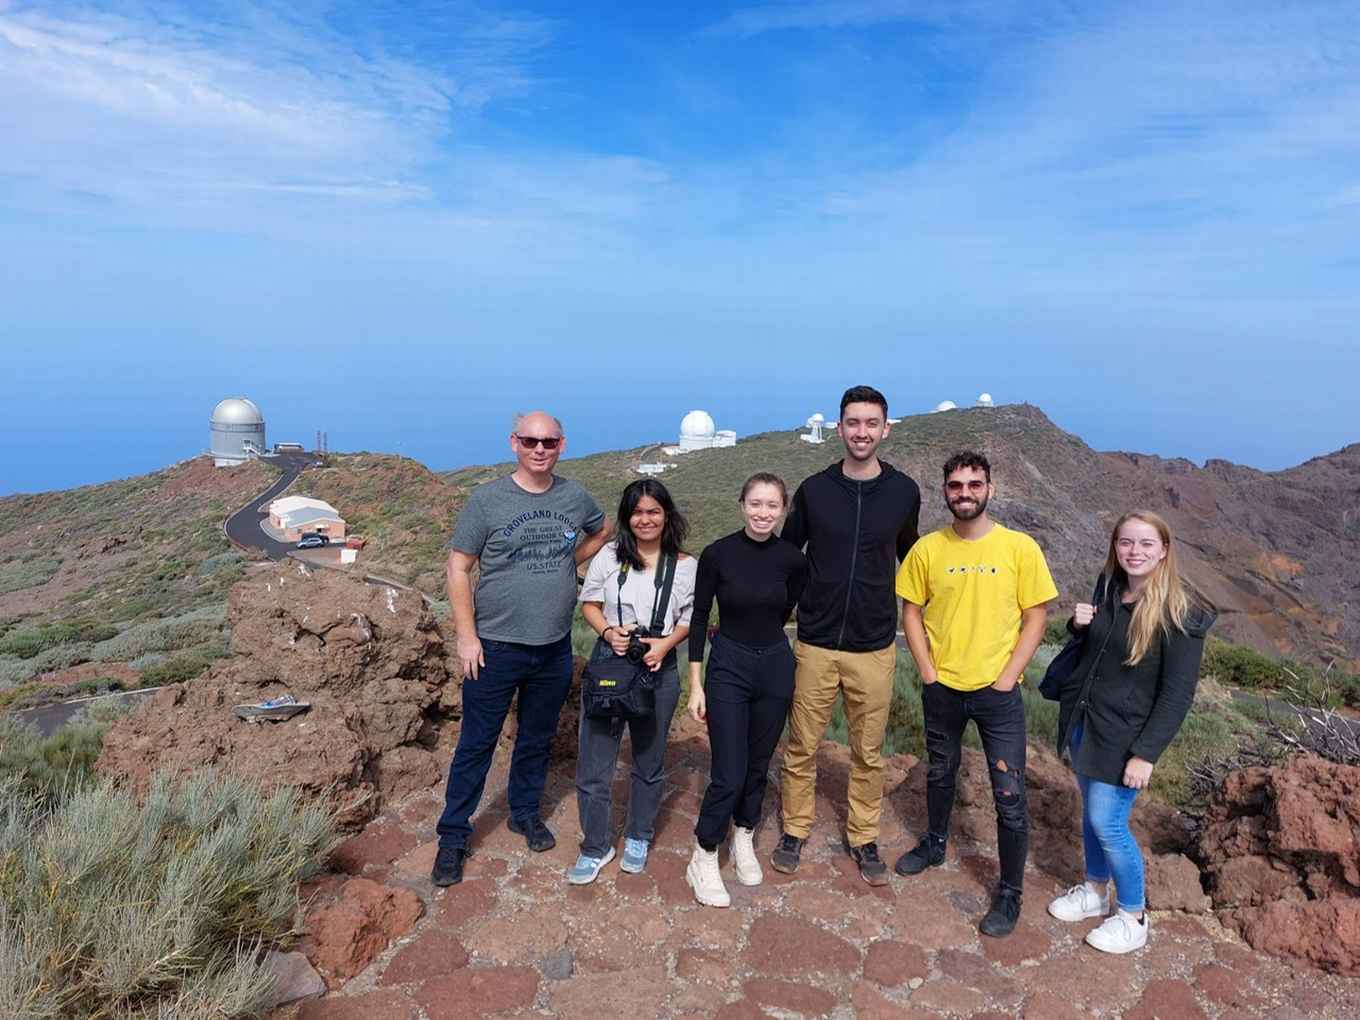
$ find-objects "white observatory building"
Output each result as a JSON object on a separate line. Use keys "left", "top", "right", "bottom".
{"left": 976, "top": 392, "right": 995, "bottom": 407}
{"left": 932, "top": 400, "right": 958, "bottom": 413}
{"left": 801, "top": 413, "right": 827, "bottom": 444}
{"left": 210, "top": 397, "right": 267, "bottom": 467}
{"left": 665, "top": 410, "right": 736, "bottom": 455}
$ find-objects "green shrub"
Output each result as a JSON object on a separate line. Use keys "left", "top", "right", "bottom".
{"left": 138, "top": 649, "right": 220, "bottom": 687}
{"left": 90, "top": 607, "right": 228, "bottom": 661}
{"left": 0, "top": 713, "right": 111, "bottom": 805}
{"left": 0, "top": 555, "right": 61, "bottom": 595}
{"left": 0, "top": 770, "right": 334, "bottom": 1019}
{"left": 0, "top": 619, "right": 118, "bottom": 659}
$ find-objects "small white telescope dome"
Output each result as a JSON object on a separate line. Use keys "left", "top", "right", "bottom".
{"left": 976, "top": 393, "right": 995, "bottom": 407}
{"left": 680, "top": 410, "right": 717, "bottom": 439}
{"left": 933, "top": 400, "right": 958, "bottom": 413}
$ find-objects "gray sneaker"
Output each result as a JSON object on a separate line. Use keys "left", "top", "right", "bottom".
{"left": 620, "top": 838, "right": 650, "bottom": 874}
{"left": 566, "top": 848, "right": 616, "bottom": 885}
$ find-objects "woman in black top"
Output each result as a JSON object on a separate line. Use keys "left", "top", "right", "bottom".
{"left": 685, "top": 473, "right": 808, "bottom": 908}
{"left": 1049, "top": 511, "right": 1215, "bottom": 955}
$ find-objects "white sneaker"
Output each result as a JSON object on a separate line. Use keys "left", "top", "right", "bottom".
{"left": 1048, "top": 881, "right": 1110, "bottom": 922}
{"left": 731, "top": 826, "right": 763, "bottom": 886}
{"left": 1085, "top": 909, "right": 1148, "bottom": 954}
{"left": 686, "top": 842, "right": 731, "bottom": 908}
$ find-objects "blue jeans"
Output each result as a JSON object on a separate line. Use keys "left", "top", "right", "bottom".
{"left": 1072, "top": 724, "right": 1143, "bottom": 911}
{"left": 575, "top": 639, "right": 682, "bottom": 857}
{"left": 436, "top": 633, "right": 574, "bottom": 850}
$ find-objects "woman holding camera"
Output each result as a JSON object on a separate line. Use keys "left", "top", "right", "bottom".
{"left": 685, "top": 473, "right": 808, "bottom": 907}
{"left": 571, "top": 479, "right": 696, "bottom": 884}
{"left": 1049, "top": 511, "right": 1215, "bottom": 953}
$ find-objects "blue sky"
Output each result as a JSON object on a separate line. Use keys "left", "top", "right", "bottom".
{"left": 3, "top": 0, "right": 1358, "bottom": 495}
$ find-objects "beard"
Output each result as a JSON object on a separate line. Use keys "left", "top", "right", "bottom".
{"left": 947, "top": 494, "right": 989, "bottom": 521}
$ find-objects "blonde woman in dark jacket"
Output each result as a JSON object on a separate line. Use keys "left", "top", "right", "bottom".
{"left": 1051, "top": 511, "right": 1215, "bottom": 954}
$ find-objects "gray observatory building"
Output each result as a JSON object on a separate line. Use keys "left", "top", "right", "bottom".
{"left": 210, "top": 397, "right": 266, "bottom": 467}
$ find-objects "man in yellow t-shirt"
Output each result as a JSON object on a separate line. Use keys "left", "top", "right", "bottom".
{"left": 893, "top": 451, "right": 1057, "bottom": 939}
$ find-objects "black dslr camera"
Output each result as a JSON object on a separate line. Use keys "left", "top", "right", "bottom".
{"left": 625, "top": 627, "right": 653, "bottom": 664}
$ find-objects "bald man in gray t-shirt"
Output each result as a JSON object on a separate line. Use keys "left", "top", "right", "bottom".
{"left": 433, "top": 412, "right": 611, "bottom": 886}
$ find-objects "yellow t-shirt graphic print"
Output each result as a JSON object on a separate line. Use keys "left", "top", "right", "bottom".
{"left": 894, "top": 524, "right": 1058, "bottom": 691}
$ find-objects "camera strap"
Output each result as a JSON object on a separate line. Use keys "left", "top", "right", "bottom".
{"left": 614, "top": 554, "right": 678, "bottom": 634}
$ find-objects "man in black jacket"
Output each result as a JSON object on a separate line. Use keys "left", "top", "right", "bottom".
{"left": 773, "top": 385, "right": 921, "bottom": 884}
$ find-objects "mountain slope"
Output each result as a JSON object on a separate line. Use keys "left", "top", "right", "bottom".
{"left": 445, "top": 405, "right": 1360, "bottom": 668}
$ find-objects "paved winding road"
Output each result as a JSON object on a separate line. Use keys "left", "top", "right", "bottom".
{"left": 223, "top": 451, "right": 314, "bottom": 559}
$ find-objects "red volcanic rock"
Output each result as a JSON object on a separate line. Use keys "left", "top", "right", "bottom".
{"left": 304, "top": 877, "right": 424, "bottom": 985}
{"left": 96, "top": 568, "right": 455, "bottom": 829}
{"left": 1145, "top": 852, "right": 1211, "bottom": 913}
{"left": 1199, "top": 754, "right": 1360, "bottom": 974}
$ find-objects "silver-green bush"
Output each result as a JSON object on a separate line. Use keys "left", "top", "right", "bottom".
{"left": 91, "top": 607, "right": 229, "bottom": 662}
{"left": 0, "top": 770, "right": 333, "bottom": 1019}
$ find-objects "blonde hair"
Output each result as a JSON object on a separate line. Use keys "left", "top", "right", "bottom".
{"left": 1103, "top": 511, "right": 1188, "bottom": 666}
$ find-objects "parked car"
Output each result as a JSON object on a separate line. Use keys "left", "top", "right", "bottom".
{"left": 296, "top": 534, "right": 329, "bottom": 549}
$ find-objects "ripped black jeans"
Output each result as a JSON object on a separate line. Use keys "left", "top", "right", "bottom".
{"left": 922, "top": 681, "right": 1029, "bottom": 892}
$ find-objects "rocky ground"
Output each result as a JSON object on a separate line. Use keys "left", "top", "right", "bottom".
{"left": 265, "top": 725, "right": 1360, "bottom": 1020}
{"left": 91, "top": 567, "right": 1358, "bottom": 1018}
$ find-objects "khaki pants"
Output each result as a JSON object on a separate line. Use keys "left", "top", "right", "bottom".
{"left": 779, "top": 641, "right": 897, "bottom": 846}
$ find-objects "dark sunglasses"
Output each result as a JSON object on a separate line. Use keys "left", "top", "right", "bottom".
{"left": 516, "top": 434, "right": 562, "bottom": 450}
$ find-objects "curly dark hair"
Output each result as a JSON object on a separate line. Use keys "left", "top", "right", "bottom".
{"left": 942, "top": 450, "right": 991, "bottom": 482}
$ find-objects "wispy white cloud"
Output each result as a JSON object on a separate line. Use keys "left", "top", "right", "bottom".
{"left": 0, "top": 1, "right": 552, "bottom": 211}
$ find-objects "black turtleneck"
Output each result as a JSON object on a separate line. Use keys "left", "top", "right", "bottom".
{"left": 688, "top": 529, "right": 809, "bottom": 662}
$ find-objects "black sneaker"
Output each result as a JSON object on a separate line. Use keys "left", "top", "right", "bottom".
{"left": 770, "top": 832, "right": 804, "bottom": 874}
{"left": 979, "top": 886, "right": 1023, "bottom": 938}
{"left": 507, "top": 815, "right": 556, "bottom": 852}
{"left": 894, "top": 835, "right": 946, "bottom": 876}
{"left": 431, "top": 845, "right": 471, "bottom": 887}
{"left": 846, "top": 840, "right": 890, "bottom": 886}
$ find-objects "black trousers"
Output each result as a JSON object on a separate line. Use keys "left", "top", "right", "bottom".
{"left": 695, "top": 634, "right": 795, "bottom": 850}
{"left": 923, "top": 682, "right": 1030, "bottom": 892}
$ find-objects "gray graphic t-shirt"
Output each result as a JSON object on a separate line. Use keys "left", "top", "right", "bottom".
{"left": 449, "top": 475, "right": 605, "bottom": 645}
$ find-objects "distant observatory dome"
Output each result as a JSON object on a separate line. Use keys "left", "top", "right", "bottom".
{"left": 680, "top": 410, "right": 717, "bottom": 439}
{"left": 211, "top": 398, "right": 264, "bottom": 425}
{"left": 933, "top": 400, "right": 958, "bottom": 413}
{"left": 976, "top": 392, "right": 995, "bottom": 408}
{"left": 210, "top": 397, "right": 266, "bottom": 467}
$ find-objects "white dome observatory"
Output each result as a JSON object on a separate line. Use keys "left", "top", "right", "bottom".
{"left": 679, "top": 410, "right": 718, "bottom": 451}
{"left": 976, "top": 392, "right": 995, "bottom": 408}
{"left": 210, "top": 397, "right": 266, "bottom": 467}
{"left": 932, "top": 400, "right": 958, "bottom": 413}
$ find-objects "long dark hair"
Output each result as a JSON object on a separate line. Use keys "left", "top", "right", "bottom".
{"left": 615, "top": 479, "right": 689, "bottom": 570}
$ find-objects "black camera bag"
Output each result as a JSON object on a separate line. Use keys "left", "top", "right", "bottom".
{"left": 581, "top": 554, "right": 677, "bottom": 721}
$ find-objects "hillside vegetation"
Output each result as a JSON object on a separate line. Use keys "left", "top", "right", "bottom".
{"left": 0, "top": 458, "right": 276, "bottom": 697}
{"left": 280, "top": 453, "right": 466, "bottom": 596}
{"left": 446, "top": 403, "right": 1360, "bottom": 673}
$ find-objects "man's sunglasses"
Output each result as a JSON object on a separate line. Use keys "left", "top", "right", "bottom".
{"left": 516, "top": 435, "right": 562, "bottom": 450}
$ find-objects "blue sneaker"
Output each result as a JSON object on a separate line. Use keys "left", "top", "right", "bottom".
{"left": 620, "top": 838, "right": 650, "bottom": 874}
{"left": 566, "top": 847, "right": 615, "bottom": 885}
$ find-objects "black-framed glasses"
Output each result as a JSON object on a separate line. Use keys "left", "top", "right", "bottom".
{"left": 516, "top": 435, "right": 562, "bottom": 450}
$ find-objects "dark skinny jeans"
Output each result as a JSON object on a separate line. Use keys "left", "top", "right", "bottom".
{"left": 922, "top": 681, "right": 1030, "bottom": 892}
{"left": 695, "top": 634, "right": 795, "bottom": 850}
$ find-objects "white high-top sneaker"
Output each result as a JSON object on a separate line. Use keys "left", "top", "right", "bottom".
{"left": 731, "top": 826, "right": 763, "bottom": 886}
{"left": 686, "top": 842, "right": 731, "bottom": 908}
{"left": 1085, "top": 909, "right": 1149, "bottom": 954}
{"left": 1047, "top": 880, "right": 1111, "bottom": 922}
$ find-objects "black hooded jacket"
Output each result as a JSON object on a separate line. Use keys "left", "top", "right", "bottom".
{"left": 781, "top": 461, "right": 921, "bottom": 652}
{"left": 1057, "top": 579, "right": 1217, "bottom": 786}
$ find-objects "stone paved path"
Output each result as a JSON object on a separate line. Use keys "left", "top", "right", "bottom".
{"left": 277, "top": 723, "right": 1360, "bottom": 1019}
